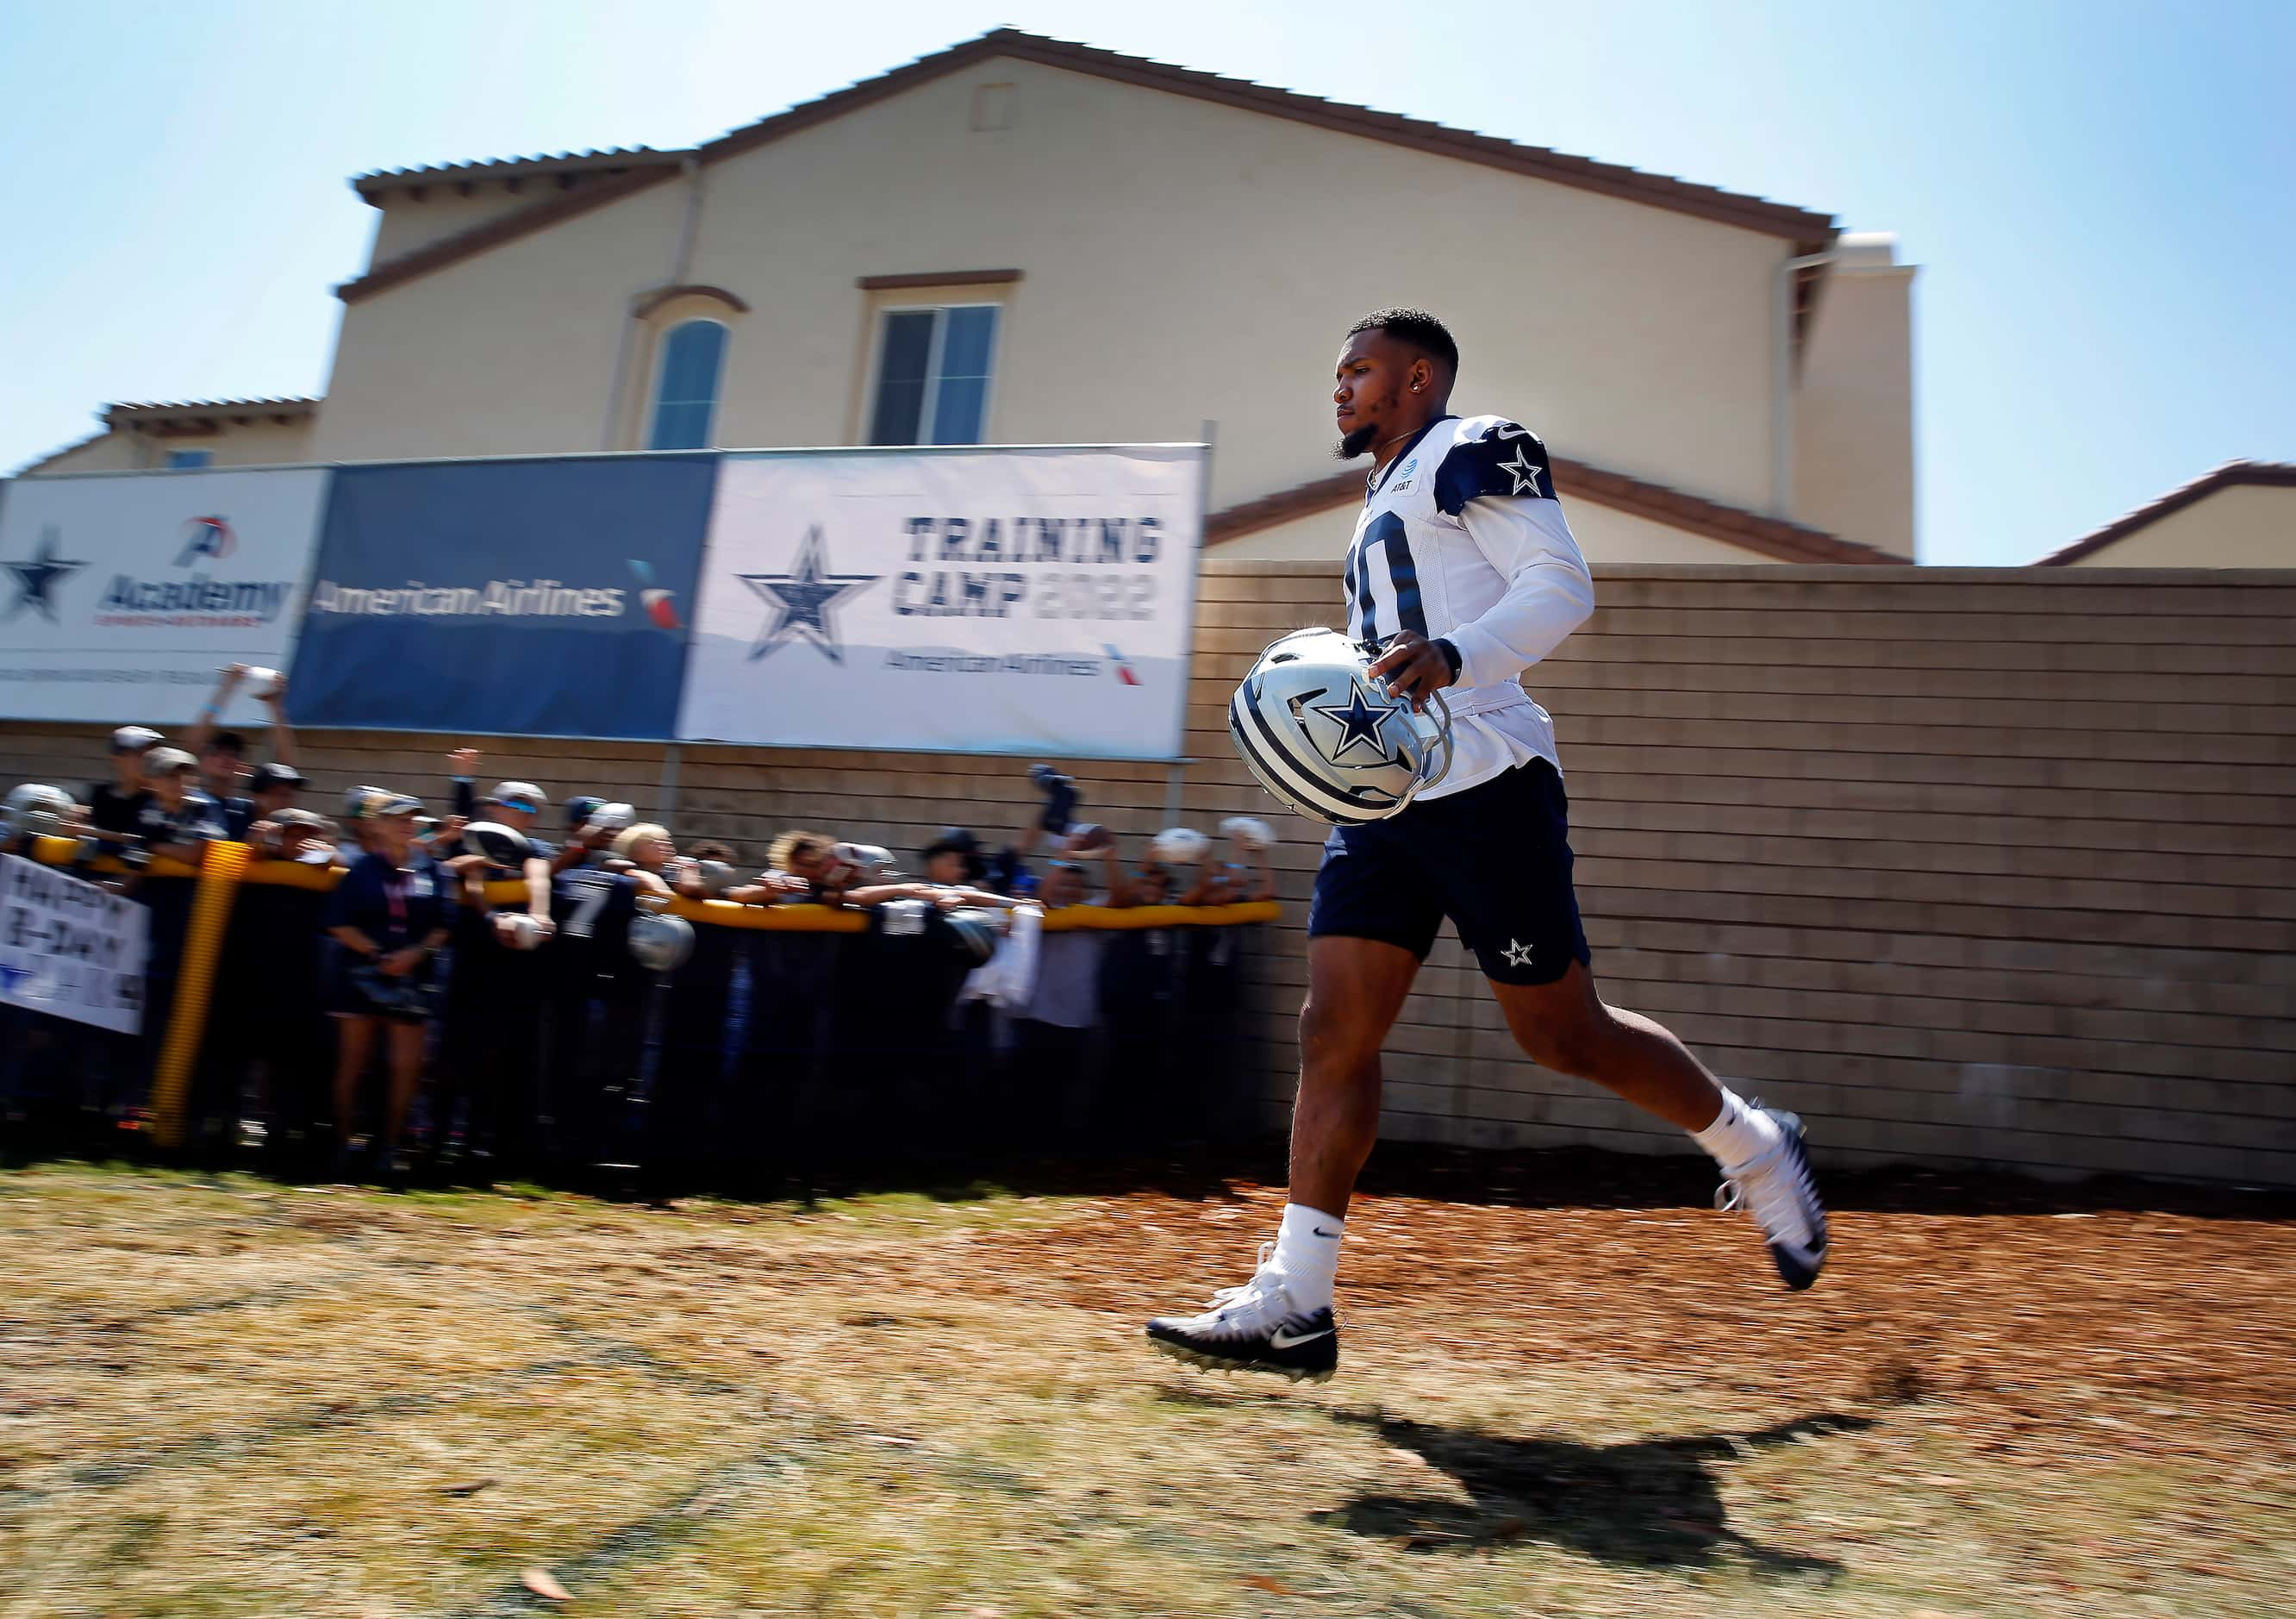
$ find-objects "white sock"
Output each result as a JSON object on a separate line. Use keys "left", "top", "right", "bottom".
{"left": 1691, "top": 1087, "right": 1784, "bottom": 1172}
{"left": 1267, "top": 1203, "right": 1345, "bottom": 1313}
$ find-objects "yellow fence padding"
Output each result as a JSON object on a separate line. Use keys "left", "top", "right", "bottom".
{"left": 147, "top": 840, "right": 252, "bottom": 1150}
{"left": 22, "top": 837, "right": 1274, "bottom": 1144}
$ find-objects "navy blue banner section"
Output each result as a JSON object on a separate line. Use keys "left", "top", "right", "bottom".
{"left": 289, "top": 457, "right": 714, "bottom": 738}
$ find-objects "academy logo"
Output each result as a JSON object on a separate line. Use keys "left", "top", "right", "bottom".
{"left": 174, "top": 516, "right": 235, "bottom": 567}
{"left": 627, "top": 558, "right": 681, "bottom": 633}
{"left": 3, "top": 528, "right": 87, "bottom": 624}
{"left": 739, "top": 526, "right": 881, "bottom": 664}
{"left": 91, "top": 510, "right": 292, "bottom": 627}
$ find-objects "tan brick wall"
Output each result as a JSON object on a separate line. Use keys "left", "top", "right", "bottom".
{"left": 6, "top": 562, "right": 2292, "bottom": 1185}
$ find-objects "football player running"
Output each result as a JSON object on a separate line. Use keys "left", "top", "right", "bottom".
{"left": 1147, "top": 309, "right": 1826, "bottom": 1384}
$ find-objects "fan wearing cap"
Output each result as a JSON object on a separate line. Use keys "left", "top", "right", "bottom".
{"left": 88, "top": 725, "right": 161, "bottom": 840}
{"left": 920, "top": 827, "right": 987, "bottom": 887}
{"left": 133, "top": 747, "right": 230, "bottom": 863}
{"left": 428, "top": 771, "right": 558, "bottom": 1179}
{"left": 224, "top": 761, "right": 309, "bottom": 843}
{"left": 322, "top": 792, "right": 455, "bottom": 1178}
{"left": 182, "top": 663, "right": 298, "bottom": 816}
{"left": 997, "top": 838, "right": 1109, "bottom": 1153}
{"left": 547, "top": 795, "right": 631, "bottom": 875}
{"left": 542, "top": 813, "right": 667, "bottom": 1172}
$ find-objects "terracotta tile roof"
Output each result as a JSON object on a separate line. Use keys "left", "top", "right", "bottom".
{"left": 101, "top": 397, "right": 321, "bottom": 426}
{"left": 352, "top": 147, "right": 689, "bottom": 197}
{"left": 338, "top": 28, "right": 1836, "bottom": 304}
{"left": 1207, "top": 458, "right": 1906, "bottom": 566}
{"left": 2034, "top": 460, "right": 2296, "bottom": 566}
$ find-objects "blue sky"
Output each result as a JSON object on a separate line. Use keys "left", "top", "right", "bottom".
{"left": 2, "top": 0, "right": 2287, "bottom": 564}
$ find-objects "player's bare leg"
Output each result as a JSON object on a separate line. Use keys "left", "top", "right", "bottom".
{"left": 1145, "top": 937, "right": 1416, "bottom": 1380}
{"left": 1493, "top": 960, "right": 1826, "bottom": 1288}
{"left": 1288, "top": 936, "right": 1419, "bottom": 1216}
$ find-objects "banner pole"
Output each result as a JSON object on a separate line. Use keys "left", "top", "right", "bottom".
{"left": 149, "top": 841, "right": 251, "bottom": 1151}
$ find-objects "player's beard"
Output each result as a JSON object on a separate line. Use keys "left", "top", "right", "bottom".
{"left": 1333, "top": 423, "right": 1379, "bottom": 459}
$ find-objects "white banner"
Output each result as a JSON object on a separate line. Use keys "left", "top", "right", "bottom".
{"left": 0, "top": 467, "right": 329, "bottom": 723}
{"left": 677, "top": 447, "right": 1204, "bottom": 758}
{"left": 0, "top": 855, "right": 147, "bottom": 1035}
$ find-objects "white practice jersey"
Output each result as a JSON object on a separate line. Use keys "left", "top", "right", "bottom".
{"left": 1342, "top": 413, "right": 1594, "bottom": 799}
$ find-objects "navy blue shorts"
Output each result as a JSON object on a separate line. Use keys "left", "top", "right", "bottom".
{"left": 1308, "top": 759, "right": 1591, "bottom": 986}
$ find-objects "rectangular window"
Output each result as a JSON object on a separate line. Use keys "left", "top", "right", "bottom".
{"left": 165, "top": 449, "right": 213, "bottom": 470}
{"left": 647, "top": 320, "right": 728, "bottom": 451}
{"left": 868, "top": 304, "right": 999, "bottom": 446}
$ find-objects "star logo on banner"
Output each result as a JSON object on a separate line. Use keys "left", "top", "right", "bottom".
{"left": 1496, "top": 446, "right": 1547, "bottom": 497}
{"left": 1309, "top": 679, "right": 1396, "bottom": 762}
{"left": 3, "top": 528, "right": 87, "bottom": 623}
{"left": 1503, "top": 938, "right": 1536, "bottom": 969}
{"left": 738, "top": 526, "right": 882, "bottom": 663}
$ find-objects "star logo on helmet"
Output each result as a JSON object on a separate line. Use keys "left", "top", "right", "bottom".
{"left": 1309, "top": 679, "right": 1396, "bottom": 762}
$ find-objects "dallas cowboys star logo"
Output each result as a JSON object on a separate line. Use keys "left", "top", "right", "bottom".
{"left": 1495, "top": 446, "right": 1547, "bottom": 497}
{"left": 1309, "top": 679, "right": 1396, "bottom": 762}
{"left": 3, "top": 528, "right": 87, "bottom": 624}
{"left": 738, "top": 526, "right": 882, "bottom": 663}
{"left": 1502, "top": 938, "right": 1536, "bottom": 969}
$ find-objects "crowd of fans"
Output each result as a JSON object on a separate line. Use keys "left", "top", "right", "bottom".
{"left": 0, "top": 666, "right": 1278, "bottom": 1189}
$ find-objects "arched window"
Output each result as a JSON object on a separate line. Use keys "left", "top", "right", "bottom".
{"left": 647, "top": 320, "right": 727, "bottom": 450}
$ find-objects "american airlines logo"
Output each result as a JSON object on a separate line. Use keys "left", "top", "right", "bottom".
{"left": 309, "top": 578, "right": 629, "bottom": 619}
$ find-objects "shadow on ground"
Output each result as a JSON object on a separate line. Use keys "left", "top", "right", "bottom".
{"left": 1313, "top": 1407, "right": 1872, "bottom": 1575}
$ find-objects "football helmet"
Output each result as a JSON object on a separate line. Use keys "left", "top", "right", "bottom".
{"left": 1228, "top": 628, "right": 1452, "bottom": 825}
{"left": 689, "top": 858, "right": 740, "bottom": 898}
{"left": 944, "top": 906, "right": 1003, "bottom": 966}
{"left": 463, "top": 820, "right": 533, "bottom": 868}
{"left": 628, "top": 910, "right": 694, "bottom": 973}
{"left": 1218, "top": 816, "right": 1275, "bottom": 853}
{"left": 3, "top": 784, "right": 75, "bottom": 845}
{"left": 1150, "top": 826, "right": 1210, "bottom": 866}
{"left": 496, "top": 912, "right": 550, "bottom": 951}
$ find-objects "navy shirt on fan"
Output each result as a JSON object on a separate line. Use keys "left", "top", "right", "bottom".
{"left": 86, "top": 783, "right": 152, "bottom": 838}
{"left": 325, "top": 852, "right": 455, "bottom": 951}
{"left": 132, "top": 791, "right": 229, "bottom": 849}
{"left": 551, "top": 860, "right": 640, "bottom": 984}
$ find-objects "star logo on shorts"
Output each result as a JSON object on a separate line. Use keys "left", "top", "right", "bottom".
{"left": 1502, "top": 938, "right": 1535, "bottom": 968}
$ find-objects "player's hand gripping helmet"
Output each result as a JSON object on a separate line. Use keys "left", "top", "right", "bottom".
{"left": 1228, "top": 628, "right": 1453, "bottom": 826}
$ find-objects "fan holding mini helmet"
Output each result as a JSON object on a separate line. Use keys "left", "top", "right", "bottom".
{"left": 2, "top": 784, "right": 78, "bottom": 849}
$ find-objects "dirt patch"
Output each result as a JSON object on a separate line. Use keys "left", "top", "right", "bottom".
{"left": 1, "top": 1157, "right": 2288, "bottom": 1618}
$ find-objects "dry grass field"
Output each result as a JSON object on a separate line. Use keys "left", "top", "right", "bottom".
{"left": 2, "top": 1154, "right": 2290, "bottom": 1618}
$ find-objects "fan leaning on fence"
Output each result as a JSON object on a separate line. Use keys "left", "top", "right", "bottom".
{"left": 1145, "top": 309, "right": 1830, "bottom": 1385}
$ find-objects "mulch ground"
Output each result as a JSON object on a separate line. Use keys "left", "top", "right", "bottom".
{"left": 2, "top": 1147, "right": 2290, "bottom": 1617}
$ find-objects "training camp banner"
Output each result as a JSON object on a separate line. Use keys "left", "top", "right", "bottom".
{"left": 0, "top": 855, "right": 147, "bottom": 1035}
{"left": 290, "top": 456, "right": 717, "bottom": 738}
{"left": 0, "top": 468, "right": 329, "bottom": 723}
{"left": 678, "top": 447, "right": 1205, "bottom": 758}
